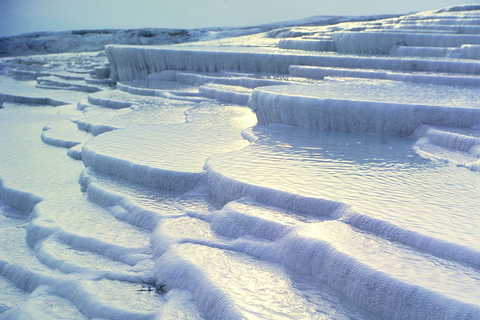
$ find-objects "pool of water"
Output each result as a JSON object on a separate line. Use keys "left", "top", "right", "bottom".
{"left": 262, "top": 78, "right": 480, "bottom": 108}
{"left": 206, "top": 124, "right": 480, "bottom": 252}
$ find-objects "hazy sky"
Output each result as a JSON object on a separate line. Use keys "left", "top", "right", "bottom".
{"left": 1, "top": 0, "right": 479, "bottom": 37}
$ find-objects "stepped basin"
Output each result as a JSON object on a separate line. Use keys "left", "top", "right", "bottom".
{"left": 412, "top": 125, "right": 480, "bottom": 171}
{"left": 106, "top": 45, "right": 480, "bottom": 82}
{"left": 79, "top": 167, "right": 186, "bottom": 230}
{"left": 392, "top": 24, "right": 480, "bottom": 34}
{"left": 120, "top": 79, "right": 198, "bottom": 92}
{"left": 205, "top": 124, "right": 480, "bottom": 261}
{"left": 176, "top": 71, "right": 295, "bottom": 88}
{"left": 0, "top": 274, "right": 28, "bottom": 315}
{"left": 155, "top": 242, "right": 378, "bottom": 320}
{"left": 116, "top": 78, "right": 206, "bottom": 102}
{"left": 175, "top": 71, "right": 317, "bottom": 87}
{"left": 0, "top": 75, "right": 89, "bottom": 104}
{"left": 0, "top": 206, "right": 78, "bottom": 318}
{"left": 4, "top": 6, "right": 480, "bottom": 319}
{"left": 78, "top": 91, "right": 198, "bottom": 135}
{"left": 30, "top": 194, "right": 151, "bottom": 251}
{"left": 87, "top": 89, "right": 200, "bottom": 110}
{"left": 36, "top": 76, "right": 103, "bottom": 93}
{"left": 210, "top": 199, "right": 326, "bottom": 240}
{"left": 258, "top": 78, "right": 480, "bottom": 107}
{"left": 81, "top": 124, "right": 247, "bottom": 192}
{"left": 77, "top": 278, "right": 165, "bottom": 315}
{"left": 41, "top": 119, "right": 93, "bottom": 149}
{"left": 0, "top": 100, "right": 162, "bottom": 318}
{"left": 289, "top": 65, "right": 480, "bottom": 86}
{"left": 3, "top": 286, "right": 89, "bottom": 320}
{"left": 10, "top": 69, "right": 86, "bottom": 81}
{"left": 278, "top": 39, "right": 337, "bottom": 52}
{"left": 286, "top": 221, "right": 480, "bottom": 306}
{"left": 75, "top": 105, "right": 131, "bottom": 135}
{"left": 154, "top": 216, "right": 230, "bottom": 252}
{"left": 82, "top": 101, "right": 256, "bottom": 191}
{"left": 1, "top": 68, "right": 243, "bottom": 319}
{"left": 0, "top": 103, "right": 86, "bottom": 203}
{"left": 250, "top": 78, "right": 480, "bottom": 135}
{"left": 38, "top": 236, "right": 139, "bottom": 275}
{"left": 333, "top": 31, "right": 480, "bottom": 55}
{"left": 389, "top": 44, "right": 480, "bottom": 60}
{"left": 198, "top": 83, "right": 253, "bottom": 105}
{"left": 277, "top": 221, "right": 480, "bottom": 320}
{"left": 399, "top": 18, "right": 480, "bottom": 25}
{"left": 81, "top": 167, "right": 184, "bottom": 218}
{"left": 90, "top": 98, "right": 191, "bottom": 126}
{"left": 413, "top": 125, "right": 480, "bottom": 154}
{"left": 205, "top": 198, "right": 480, "bottom": 317}
{"left": 0, "top": 208, "right": 61, "bottom": 279}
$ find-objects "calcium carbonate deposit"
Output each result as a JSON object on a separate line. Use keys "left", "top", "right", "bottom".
{"left": 1, "top": 5, "right": 480, "bottom": 320}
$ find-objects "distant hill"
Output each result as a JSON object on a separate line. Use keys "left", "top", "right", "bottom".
{"left": 0, "top": 14, "right": 398, "bottom": 57}
{"left": 0, "top": 28, "right": 198, "bottom": 57}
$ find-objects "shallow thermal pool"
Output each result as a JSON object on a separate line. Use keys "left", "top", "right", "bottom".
{"left": 120, "top": 79, "right": 199, "bottom": 91}
{"left": 264, "top": 77, "right": 480, "bottom": 108}
{"left": 206, "top": 124, "right": 480, "bottom": 252}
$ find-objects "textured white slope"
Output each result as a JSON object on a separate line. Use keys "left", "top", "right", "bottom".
{"left": 3, "top": 6, "right": 480, "bottom": 320}
{"left": 81, "top": 102, "right": 256, "bottom": 191}
{"left": 289, "top": 65, "right": 480, "bottom": 85}
{"left": 205, "top": 125, "right": 480, "bottom": 266}
{"left": 105, "top": 45, "right": 480, "bottom": 81}
{"left": 249, "top": 79, "right": 480, "bottom": 135}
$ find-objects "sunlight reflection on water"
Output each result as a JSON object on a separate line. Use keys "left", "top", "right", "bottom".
{"left": 207, "top": 124, "right": 480, "bottom": 250}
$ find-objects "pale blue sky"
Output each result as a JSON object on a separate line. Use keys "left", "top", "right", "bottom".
{"left": 1, "top": 0, "right": 479, "bottom": 37}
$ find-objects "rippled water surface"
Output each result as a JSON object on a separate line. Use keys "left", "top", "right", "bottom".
{"left": 121, "top": 79, "right": 199, "bottom": 91}
{"left": 207, "top": 124, "right": 480, "bottom": 250}
{"left": 0, "top": 103, "right": 84, "bottom": 198}
{"left": 264, "top": 78, "right": 480, "bottom": 108}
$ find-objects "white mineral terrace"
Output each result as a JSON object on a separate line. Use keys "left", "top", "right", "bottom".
{"left": 1, "top": 5, "right": 480, "bottom": 320}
